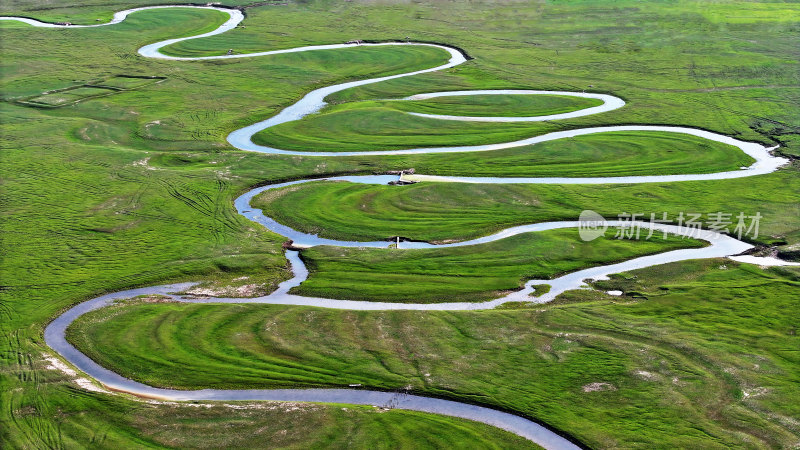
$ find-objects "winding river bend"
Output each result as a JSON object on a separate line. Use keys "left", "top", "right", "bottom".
{"left": 3, "top": 5, "right": 795, "bottom": 449}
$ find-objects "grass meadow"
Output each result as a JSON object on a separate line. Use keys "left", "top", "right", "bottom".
{"left": 68, "top": 260, "right": 800, "bottom": 448}
{"left": 385, "top": 93, "right": 604, "bottom": 117}
{"left": 1, "top": 0, "right": 798, "bottom": 447}
{"left": 253, "top": 171, "right": 800, "bottom": 245}
{"left": 293, "top": 229, "right": 703, "bottom": 303}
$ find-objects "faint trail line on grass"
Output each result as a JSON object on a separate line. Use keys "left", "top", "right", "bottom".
{"left": 4, "top": 5, "right": 795, "bottom": 449}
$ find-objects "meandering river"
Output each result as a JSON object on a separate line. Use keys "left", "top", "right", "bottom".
{"left": 4, "top": 6, "right": 794, "bottom": 448}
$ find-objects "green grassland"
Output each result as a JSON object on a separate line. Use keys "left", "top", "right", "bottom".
{"left": 253, "top": 169, "right": 800, "bottom": 245}
{"left": 67, "top": 260, "right": 800, "bottom": 448}
{"left": 128, "top": 404, "right": 542, "bottom": 449}
{"left": 384, "top": 93, "right": 604, "bottom": 117}
{"left": 0, "top": 0, "right": 255, "bottom": 24}
{"left": 23, "top": 86, "right": 116, "bottom": 107}
{"left": 1, "top": 0, "right": 799, "bottom": 448}
{"left": 294, "top": 229, "right": 703, "bottom": 303}
{"left": 250, "top": 102, "right": 767, "bottom": 159}
{"left": 0, "top": 8, "right": 495, "bottom": 448}
{"left": 8, "top": 369, "right": 538, "bottom": 449}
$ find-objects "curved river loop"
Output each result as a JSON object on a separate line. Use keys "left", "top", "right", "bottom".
{"left": 3, "top": 6, "right": 797, "bottom": 449}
